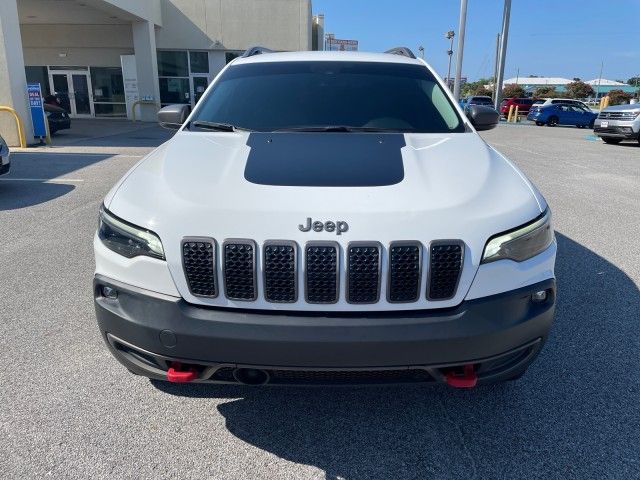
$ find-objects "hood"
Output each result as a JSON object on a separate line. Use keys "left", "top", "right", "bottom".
{"left": 601, "top": 103, "right": 640, "bottom": 112}
{"left": 106, "top": 130, "right": 545, "bottom": 310}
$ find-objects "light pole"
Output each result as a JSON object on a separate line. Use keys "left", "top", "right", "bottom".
{"left": 445, "top": 31, "right": 455, "bottom": 90}
{"left": 418, "top": 46, "right": 424, "bottom": 59}
{"left": 453, "top": 0, "right": 468, "bottom": 100}
{"left": 494, "top": 0, "right": 512, "bottom": 110}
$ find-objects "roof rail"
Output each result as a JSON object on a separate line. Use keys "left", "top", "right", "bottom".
{"left": 241, "top": 46, "right": 274, "bottom": 58}
{"left": 384, "top": 47, "right": 416, "bottom": 59}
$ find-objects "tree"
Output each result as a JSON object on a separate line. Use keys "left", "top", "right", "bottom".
{"left": 607, "top": 89, "right": 633, "bottom": 105}
{"left": 533, "top": 86, "right": 557, "bottom": 98}
{"left": 502, "top": 83, "right": 525, "bottom": 98}
{"left": 565, "top": 81, "right": 594, "bottom": 99}
{"left": 626, "top": 76, "right": 639, "bottom": 86}
{"left": 461, "top": 78, "right": 492, "bottom": 98}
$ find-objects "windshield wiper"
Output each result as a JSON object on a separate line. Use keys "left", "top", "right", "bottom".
{"left": 189, "top": 121, "right": 241, "bottom": 132}
{"left": 273, "top": 125, "right": 407, "bottom": 133}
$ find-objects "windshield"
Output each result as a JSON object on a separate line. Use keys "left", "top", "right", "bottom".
{"left": 190, "top": 61, "right": 465, "bottom": 133}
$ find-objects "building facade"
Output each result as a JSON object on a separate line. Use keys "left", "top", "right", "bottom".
{"left": 0, "top": 0, "right": 312, "bottom": 145}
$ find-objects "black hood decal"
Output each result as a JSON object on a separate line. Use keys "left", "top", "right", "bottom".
{"left": 244, "top": 132, "right": 405, "bottom": 187}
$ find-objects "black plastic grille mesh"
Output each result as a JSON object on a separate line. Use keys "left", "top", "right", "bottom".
{"left": 264, "top": 244, "right": 296, "bottom": 303}
{"left": 389, "top": 244, "right": 421, "bottom": 302}
{"left": 347, "top": 245, "right": 380, "bottom": 303}
{"left": 224, "top": 242, "right": 256, "bottom": 300}
{"left": 182, "top": 241, "right": 216, "bottom": 297}
{"left": 428, "top": 243, "right": 463, "bottom": 300}
{"left": 305, "top": 245, "right": 338, "bottom": 303}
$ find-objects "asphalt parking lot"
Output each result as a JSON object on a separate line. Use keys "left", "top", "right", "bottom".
{"left": 1, "top": 121, "right": 638, "bottom": 479}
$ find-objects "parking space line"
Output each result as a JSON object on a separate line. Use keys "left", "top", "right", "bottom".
{"left": 0, "top": 178, "right": 84, "bottom": 183}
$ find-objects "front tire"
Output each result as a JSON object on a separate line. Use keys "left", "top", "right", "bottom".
{"left": 535, "top": 121, "right": 545, "bottom": 126}
{"left": 602, "top": 137, "right": 622, "bottom": 144}
{"left": 547, "top": 116, "right": 559, "bottom": 127}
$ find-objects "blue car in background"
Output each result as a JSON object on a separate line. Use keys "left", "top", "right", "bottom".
{"left": 527, "top": 104, "right": 597, "bottom": 128}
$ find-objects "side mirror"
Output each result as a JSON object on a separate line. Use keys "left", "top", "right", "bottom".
{"left": 467, "top": 104, "right": 500, "bottom": 131}
{"left": 158, "top": 104, "right": 191, "bottom": 130}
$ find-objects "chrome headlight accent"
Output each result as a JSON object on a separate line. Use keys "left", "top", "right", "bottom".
{"left": 481, "top": 209, "right": 553, "bottom": 264}
{"left": 98, "top": 206, "right": 165, "bottom": 260}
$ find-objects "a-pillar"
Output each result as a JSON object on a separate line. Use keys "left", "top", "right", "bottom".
{"left": 132, "top": 20, "right": 161, "bottom": 122}
{"left": 0, "top": 0, "right": 34, "bottom": 146}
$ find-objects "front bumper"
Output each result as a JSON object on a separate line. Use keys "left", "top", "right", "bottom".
{"left": 593, "top": 124, "right": 639, "bottom": 139}
{"left": 95, "top": 275, "right": 556, "bottom": 385}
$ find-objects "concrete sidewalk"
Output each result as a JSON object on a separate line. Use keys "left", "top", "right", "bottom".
{"left": 14, "top": 118, "right": 173, "bottom": 154}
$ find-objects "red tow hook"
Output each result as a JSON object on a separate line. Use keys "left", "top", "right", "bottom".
{"left": 445, "top": 364, "right": 478, "bottom": 389}
{"left": 167, "top": 362, "right": 198, "bottom": 383}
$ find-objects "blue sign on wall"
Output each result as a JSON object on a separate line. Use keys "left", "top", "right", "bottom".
{"left": 27, "top": 83, "right": 47, "bottom": 138}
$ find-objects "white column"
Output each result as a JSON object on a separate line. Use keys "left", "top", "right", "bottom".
{"left": 132, "top": 21, "right": 161, "bottom": 122}
{"left": 0, "top": 0, "right": 33, "bottom": 146}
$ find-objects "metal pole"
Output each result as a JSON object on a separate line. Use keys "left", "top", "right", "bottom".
{"left": 596, "top": 60, "right": 603, "bottom": 100}
{"left": 452, "top": 0, "right": 467, "bottom": 100}
{"left": 492, "top": 33, "right": 500, "bottom": 101}
{"left": 494, "top": 0, "right": 512, "bottom": 110}
{"left": 446, "top": 31, "right": 455, "bottom": 89}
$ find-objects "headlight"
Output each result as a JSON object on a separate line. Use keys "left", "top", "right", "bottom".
{"left": 98, "top": 206, "right": 165, "bottom": 260}
{"left": 481, "top": 209, "right": 553, "bottom": 264}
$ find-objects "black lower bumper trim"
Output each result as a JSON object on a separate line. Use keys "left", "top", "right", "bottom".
{"left": 95, "top": 275, "right": 555, "bottom": 380}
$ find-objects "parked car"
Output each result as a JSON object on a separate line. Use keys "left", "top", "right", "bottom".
{"left": 0, "top": 135, "right": 10, "bottom": 176}
{"left": 593, "top": 104, "right": 640, "bottom": 144}
{"left": 500, "top": 97, "right": 535, "bottom": 117}
{"left": 44, "top": 103, "right": 71, "bottom": 134}
{"left": 460, "top": 95, "right": 493, "bottom": 108}
{"left": 527, "top": 104, "right": 598, "bottom": 128}
{"left": 532, "top": 98, "right": 592, "bottom": 111}
{"left": 94, "top": 47, "right": 555, "bottom": 388}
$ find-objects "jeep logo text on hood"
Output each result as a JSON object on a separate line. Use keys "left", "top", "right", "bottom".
{"left": 299, "top": 218, "right": 349, "bottom": 235}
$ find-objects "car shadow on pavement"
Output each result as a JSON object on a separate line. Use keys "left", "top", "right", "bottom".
{"left": 152, "top": 232, "right": 640, "bottom": 479}
{"left": 0, "top": 152, "right": 113, "bottom": 211}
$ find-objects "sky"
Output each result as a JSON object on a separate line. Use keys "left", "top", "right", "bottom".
{"left": 312, "top": 0, "right": 640, "bottom": 83}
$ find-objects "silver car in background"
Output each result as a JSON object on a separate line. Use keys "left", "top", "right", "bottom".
{"left": 0, "top": 135, "right": 10, "bottom": 176}
{"left": 593, "top": 104, "right": 640, "bottom": 145}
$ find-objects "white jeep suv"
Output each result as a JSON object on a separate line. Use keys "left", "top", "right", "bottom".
{"left": 94, "top": 47, "right": 556, "bottom": 388}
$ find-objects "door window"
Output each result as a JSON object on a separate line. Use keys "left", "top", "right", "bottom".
{"left": 72, "top": 74, "right": 91, "bottom": 115}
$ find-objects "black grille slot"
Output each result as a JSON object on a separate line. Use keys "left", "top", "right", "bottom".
{"left": 224, "top": 241, "right": 256, "bottom": 300}
{"left": 182, "top": 240, "right": 217, "bottom": 297}
{"left": 428, "top": 242, "right": 463, "bottom": 300}
{"left": 388, "top": 243, "right": 421, "bottom": 303}
{"left": 264, "top": 243, "right": 297, "bottom": 303}
{"left": 347, "top": 244, "right": 381, "bottom": 304}
{"left": 305, "top": 244, "right": 339, "bottom": 303}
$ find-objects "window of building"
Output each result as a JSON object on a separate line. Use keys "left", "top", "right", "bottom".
{"left": 158, "top": 51, "right": 189, "bottom": 77}
{"left": 24, "top": 66, "right": 51, "bottom": 97}
{"left": 189, "top": 51, "right": 209, "bottom": 74}
{"left": 225, "top": 52, "right": 242, "bottom": 64}
{"left": 158, "top": 50, "right": 213, "bottom": 107}
{"left": 159, "top": 77, "right": 191, "bottom": 105}
{"left": 90, "top": 67, "right": 126, "bottom": 117}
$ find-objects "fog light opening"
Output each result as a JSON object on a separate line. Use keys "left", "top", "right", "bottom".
{"left": 102, "top": 285, "right": 118, "bottom": 299}
{"left": 531, "top": 290, "right": 547, "bottom": 303}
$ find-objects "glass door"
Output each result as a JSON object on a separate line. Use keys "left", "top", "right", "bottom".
{"left": 191, "top": 76, "right": 209, "bottom": 107}
{"left": 51, "top": 73, "right": 72, "bottom": 114}
{"left": 48, "top": 70, "right": 94, "bottom": 117}
{"left": 71, "top": 74, "right": 92, "bottom": 116}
